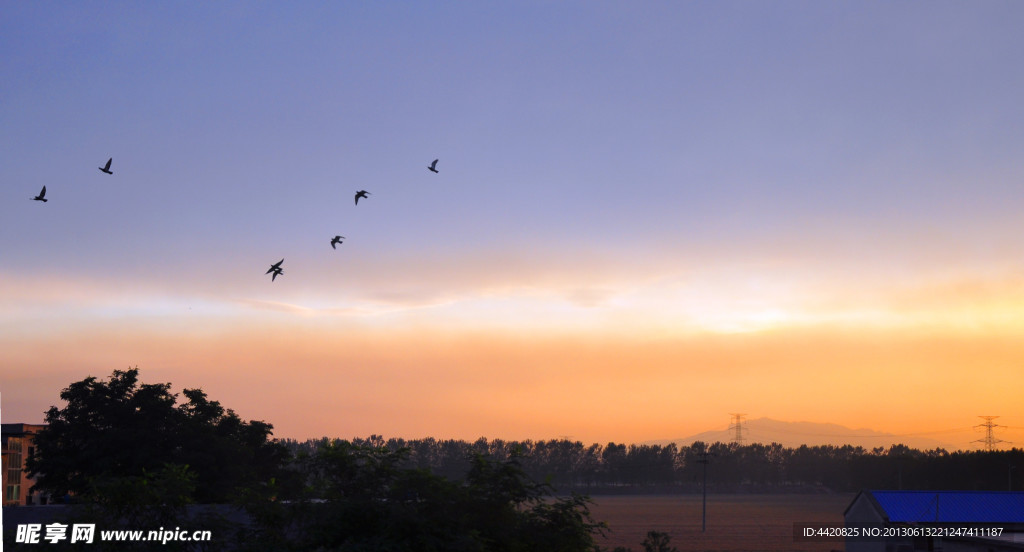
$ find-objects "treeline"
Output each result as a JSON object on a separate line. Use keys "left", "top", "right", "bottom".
{"left": 15, "top": 368, "right": 1022, "bottom": 551}
{"left": 283, "top": 436, "right": 1024, "bottom": 494}
{"left": 17, "top": 369, "right": 613, "bottom": 551}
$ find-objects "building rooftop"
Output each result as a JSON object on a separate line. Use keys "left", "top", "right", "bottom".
{"left": 1, "top": 423, "right": 45, "bottom": 435}
{"left": 855, "top": 490, "right": 1024, "bottom": 524}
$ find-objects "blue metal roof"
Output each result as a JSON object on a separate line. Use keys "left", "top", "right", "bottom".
{"left": 869, "top": 490, "right": 1024, "bottom": 523}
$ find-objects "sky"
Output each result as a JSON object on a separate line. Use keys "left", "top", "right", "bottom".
{"left": 2, "top": 1, "right": 1023, "bottom": 448}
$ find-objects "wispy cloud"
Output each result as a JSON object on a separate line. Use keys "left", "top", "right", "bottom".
{"left": 9, "top": 259, "right": 1024, "bottom": 337}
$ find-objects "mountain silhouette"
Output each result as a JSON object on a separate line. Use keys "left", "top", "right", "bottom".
{"left": 646, "top": 417, "right": 955, "bottom": 450}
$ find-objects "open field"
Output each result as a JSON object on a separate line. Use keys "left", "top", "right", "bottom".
{"left": 589, "top": 494, "right": 855, "bottom": 552}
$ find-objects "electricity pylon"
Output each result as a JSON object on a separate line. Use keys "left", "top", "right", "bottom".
{"left": 973, "top": 416, "right": 1006, "bottom": 451}
{"left": 729, "top": 413, "right": 746, "bottom": 445}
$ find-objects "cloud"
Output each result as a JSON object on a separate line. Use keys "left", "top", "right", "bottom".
{"left": 231, "top": 298, "right": 368, "bottom": 316}
{"left": 8, "top": 250, "right": 1024, "bottom": 341}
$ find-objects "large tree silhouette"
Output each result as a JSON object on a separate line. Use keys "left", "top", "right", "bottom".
{"left": 27, "top": 368, "right": 290, "bottom": 503}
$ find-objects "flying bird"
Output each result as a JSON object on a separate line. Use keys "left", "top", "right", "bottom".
{"left": 427, "top": 159, "right": 439, "bottom": 173}
{"left": 355, "top": 190, "right": 370, "bottom": 205}
{"left": 32, "top": 186, "right": 48, "bottom": 202}
{"left": 99, "top": 158, "right": 113, "bottom": 175}
{"left": 266, "top": 259, "right": 284, "bottom": 281}
{"left": 331, "top": 236, "right": 345, "bottom": 249}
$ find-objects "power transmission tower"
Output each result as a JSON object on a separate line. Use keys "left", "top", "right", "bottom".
{"left": 729, "top": 413, "right": 746, "bottom": 445}
{"left": 973, "top": 416, "right": 1007, "bottom": 451}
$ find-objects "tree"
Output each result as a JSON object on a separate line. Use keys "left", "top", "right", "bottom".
{"left": 240, "top": 442, "right": 608, "bottom": 552}
{"left": 641, "top": 531, "right": 679, "bottom": 552}
{"left": 604, "top": 530, "right": 680, "bottom": 552}
{"left": 27, "top": 367, "right": 291, "bottom": 504}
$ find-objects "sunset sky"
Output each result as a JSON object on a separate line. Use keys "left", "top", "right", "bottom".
{"left": 2, "top": 2, "right": 1023, "bottom": 448}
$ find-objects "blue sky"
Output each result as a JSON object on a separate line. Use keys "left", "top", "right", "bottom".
{"left": 6, "top": 2, "right": 1024, "bottom": 271}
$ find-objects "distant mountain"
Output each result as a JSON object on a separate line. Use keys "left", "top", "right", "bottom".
{"left": 647, "top": 418, "right": 955, "bottom": 451}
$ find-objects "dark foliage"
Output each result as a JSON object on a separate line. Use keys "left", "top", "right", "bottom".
{"left": 26, "top": 368, "right": 294, "bottom": 504}
{"left": 282, "top": 436, "right": 1024, "bottom": 494}
{"left": 236, "top": 441, "right": 607, "bottom": 552}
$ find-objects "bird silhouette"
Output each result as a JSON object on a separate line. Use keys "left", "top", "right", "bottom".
{"left": 266, "top": 259, "right": 284, "bottom": 281}
{"left": 355, "top": 190, "right": 370, "bottom": 205}
{"left": 427, "top": 159, "right": 439, "bottom": 173}
{"left": 99, "top": 158, "right": 113, "bottom": 175}
{"left": 32, "top": 186, "right": 48, "bottom": 202}
{"left": 331, "top": 236, "right": 345, "bottom": 249}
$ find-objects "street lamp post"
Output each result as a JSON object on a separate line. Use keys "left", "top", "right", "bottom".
{"left": 698, "top": 451, "right": 710, "bottom": 532}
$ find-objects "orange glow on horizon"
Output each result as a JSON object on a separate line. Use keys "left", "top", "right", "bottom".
{"left": 4, "top": 262, "right": 1024, "bottom": 447}
{"left": 5, "top": 318, "right": 1023, "bottom": 447}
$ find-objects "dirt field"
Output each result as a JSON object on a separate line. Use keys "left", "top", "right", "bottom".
{"left": 588, "top": 493, "right": 855, "bottom": 552}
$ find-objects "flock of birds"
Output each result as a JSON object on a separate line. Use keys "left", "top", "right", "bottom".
{"left": 30, "top": 158, "right": 114, "bottom": 203}
{"left": 32, "top": 157, "right": 442, "bottom": 282}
